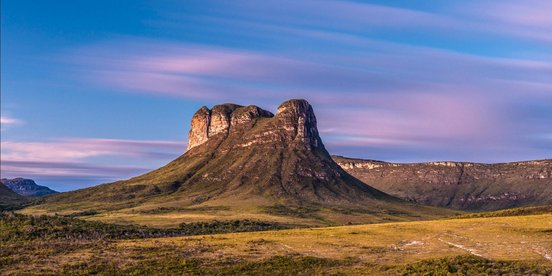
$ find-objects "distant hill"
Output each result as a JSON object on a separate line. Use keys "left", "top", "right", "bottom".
{"left": 23, "top": 99, "right": 455, "bottom": 227}
{"left": 0, "top": 182, "right": 27, "bottom": 210}
{"left": 333, "top": 156, "right": 552, "bottom": 211}
{"left": 1, "top": 178, "right": 58, "bottom": 197}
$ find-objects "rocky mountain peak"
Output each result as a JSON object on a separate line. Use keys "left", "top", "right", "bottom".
{"left": 275, "top": 99, "right": 320, "bottom": 148}
{"left": 186, "top": 99, "right": 320, "bottom": 151}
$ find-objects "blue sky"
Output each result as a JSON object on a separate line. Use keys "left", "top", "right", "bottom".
{"left": 1, "top": 0, "right": 551, "bottom": 191}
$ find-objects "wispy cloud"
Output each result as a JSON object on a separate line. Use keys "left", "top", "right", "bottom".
{"left": 458, "top": 0, "right": 552, "bottom": 43}
{"left": 1, "top": 116, "right": 23, "bottom": 125}
{"left": 1, "top": 138, "right": 184, "bottom": 162}
{"left": 65, "top": 38, "right": 552, "bottom": 99}
{"left": 58, "top": 34, "right": 552, "bottom": 164}
{"left": 0, "top": 138, "right": 185, "bottom": 190}
{"left": 2, "top": 160, "right": 147, "bottom": 178}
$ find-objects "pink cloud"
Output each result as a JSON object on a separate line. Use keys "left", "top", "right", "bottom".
{"left": 1, "top": 116, "right": 21, "bottom": 125}
{"left": 65, "top": 37, "right": 552, "bottom": 103}
{"left": 452, "top": 0, "right": 552, "bottom": 43}
{"left": 0, "top": 138, "right": 185, "bottom": 186}
{"left": 473, "top": 0, "right": 552, "bottom": 27}
{"left": 2, "top": 160, "right": 147, "bottom": 178}
{"left": 1, "top": 138, "right": 184, "bottom": 163}
{"left": 317, "top": 91, "right": 499, "bottom": 148}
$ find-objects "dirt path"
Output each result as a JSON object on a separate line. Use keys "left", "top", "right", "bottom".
{"left": 438, "top": 238, "right": 483, "bottom": 257}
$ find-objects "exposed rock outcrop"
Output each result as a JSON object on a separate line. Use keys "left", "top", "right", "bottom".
{"left": 187, "top": 104, "right": 274, "bottom": 150}
{"left": 333, "top": 156, "right": 552, "bottom": 211}
{"left": 186, "top": 100, "right": 321, "bottom": 151}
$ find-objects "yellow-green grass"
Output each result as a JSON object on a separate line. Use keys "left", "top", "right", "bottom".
{"left": 20, "top": 197, "right": 457, "bottom": 228}
{"left": 117, "top": 214, "right": 552, "bottom": 264}
{"left": 4, "top": 214, "right": 550, "bottom": 274}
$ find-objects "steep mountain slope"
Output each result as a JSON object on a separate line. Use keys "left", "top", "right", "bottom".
{"left": 0, "top": 183, "right": 27, "bottom": 210}
{"left": 333, "top": 156, "right": 552, "bottom": 211}
{"left": 24, "top": 100, "right": 455, "bottom": 226}
{"left": 1, "top": 178, "right": 58, "bottom": 197}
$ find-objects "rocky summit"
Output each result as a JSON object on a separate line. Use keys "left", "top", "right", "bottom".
{"left": 181, "top": 99, "right": 386, "bottom": 204}
{"left": 333, "top": 156, "right": 552, "bottom": 211}
{"left": 32, "top": 99, "right": 453, "bottom": 226}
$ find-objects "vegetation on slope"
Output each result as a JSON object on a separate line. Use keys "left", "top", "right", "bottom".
{"left": 0, "top": 183, "right": 28, "bottom": 211}
{"left": 453, "top": 205, "right": 552, "bottom": 219}
{"left": 0, "top": 212, "right": 288, "bottom": 242}
{"left": 399, "top": 255, "right": 551, "bottom": 275}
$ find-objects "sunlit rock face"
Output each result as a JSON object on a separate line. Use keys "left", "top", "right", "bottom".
{"left": 187, "top": 104, "right": 274, "bottom": 151}
{"left": 186, "top": 106, "right": 211, "bottom": 151}
{"left": 187, "top": 99, "right": 321, "bottom": 151}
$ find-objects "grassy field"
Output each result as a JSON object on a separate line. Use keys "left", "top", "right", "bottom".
{"left": 20, "top": 196, "right": 458, "bottom": 228}
{"left": 2, "top": 212, "right": 551, "bottom": 275}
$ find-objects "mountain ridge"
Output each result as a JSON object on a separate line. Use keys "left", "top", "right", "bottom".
{"left": 1, "top": 178, "right": 58, "bottom": 197}
{"left": 333, "top": 155, "right": 552, "bottom": 210}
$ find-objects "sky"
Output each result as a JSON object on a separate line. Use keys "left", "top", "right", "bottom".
{"left": 1, "top": 0, "right": 551, "bottom": 192}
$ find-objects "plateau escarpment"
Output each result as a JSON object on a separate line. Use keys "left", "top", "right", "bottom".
{"left": 26, "top": 99, "right": 453, "bottom": 226}
{"left": 333, "top": 156, "right": 552, "bottom": 211}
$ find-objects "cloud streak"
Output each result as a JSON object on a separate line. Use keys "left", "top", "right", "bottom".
{"left": 58, "top": 32, "right": 552, "bottom": 164}
{"left": 1, "top": 138, "right": 184, "bottom": 162}
{"left": 0, "top": 138, "right": 185, "bottom": 190}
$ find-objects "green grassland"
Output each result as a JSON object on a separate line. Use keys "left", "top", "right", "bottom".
{"left": 20, "top": 196, "right": 458, "bottom": 228}
{"left": 2, "top": 211, "right": 551, "bottom": 275}
{"left": 453, "top": 205, "right": 552, "bottom": 219}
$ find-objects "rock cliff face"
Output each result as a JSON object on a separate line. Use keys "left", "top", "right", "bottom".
{"left": 187, "top": 100, "right": 321, "bottom": 151}
{"left": 333, "top": 156, "right": 552, "bottom": 211}
{"left": 187, "top": 104, "right": 274, "bottom": 150}
{"left": 1, "top": 178, "right": 58, "bottom": 197}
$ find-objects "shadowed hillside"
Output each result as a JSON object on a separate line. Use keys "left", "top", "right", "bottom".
{"left": 1, "top": 178, "right": 58, "bottom": 197}
{"left": 0, "top": 183, "right": 27, "bottom": 210}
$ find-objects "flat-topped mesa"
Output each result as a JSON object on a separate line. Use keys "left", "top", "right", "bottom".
{"left": 186, "top": 103, "right": 274, "bottom": 150}
{"left": 186, "top": 99, "right": 322, "bottom": 151}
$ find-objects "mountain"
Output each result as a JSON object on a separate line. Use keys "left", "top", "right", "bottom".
{"left": 1, "top": 178, "right": 58, "bottom": 197}
{"left": 333, "top": 156, "right": 552, "bottom": 211}
{"left": 23, "top": 99, "right": 454, "bottom": 227}
{"left": 0, "top": 182, "right": 27, "bottom": 210}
